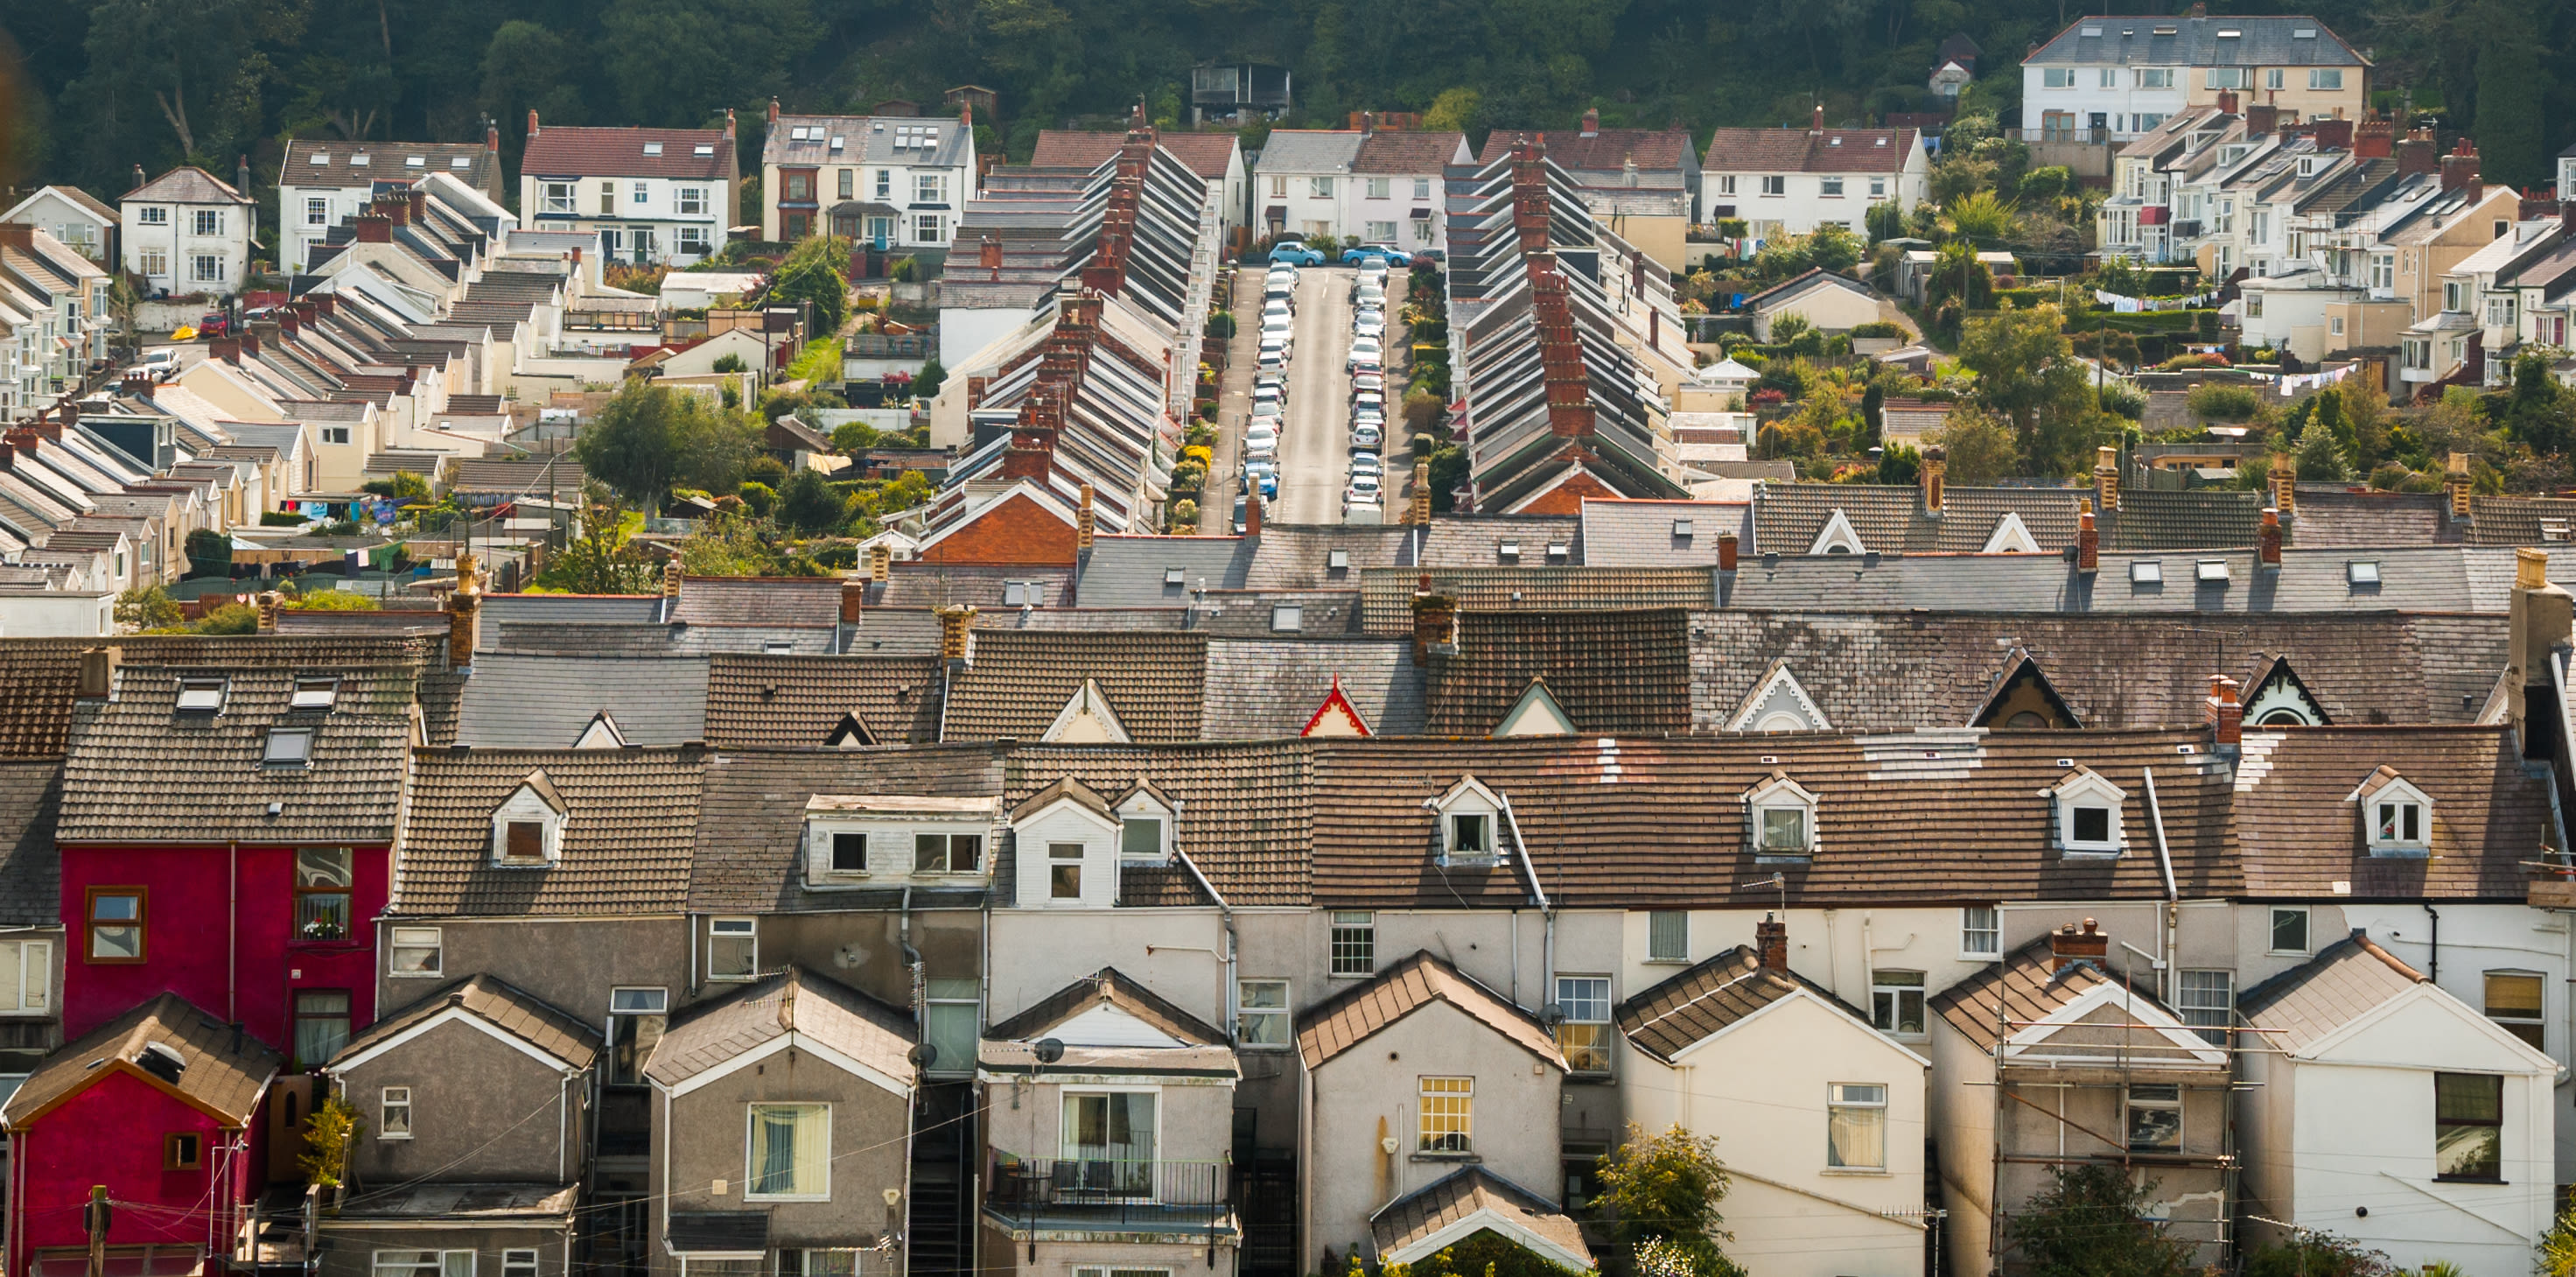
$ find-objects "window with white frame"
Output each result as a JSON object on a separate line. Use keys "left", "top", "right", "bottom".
{"left": 1309, "top": 177, "right": 1334, "bottom": 199}
{"left": 1048, "top": 842, "right": 1083, "bottom": 900}
{"left": 2043, "top": 68, "right": 2076, "bottom": 88}
{"left": 1366, "top": 221, "right": 1396, "bottom": 242}
{"left": 192, "top": 209, "right": 222, "bottom": 235}
{"left": 1869, "top": 176, "right": 1886, "bottom": 199}
{"left": 2371, "top": 254, "right": 2394, "bottom": 291}
{"left": 500, "top": 1253, "right": 537, "bottom": 1277}
{"left": 139, "top": 249, "right": 169, "bottom": 277}
{"left": 305, "top": 197, "right": 329, "bottom": 226}
{"left": 2484, "top": 971, "right": 2544, "bottom": 1049}
{"left": 1961, "top": 906, "right": 2000, "bottom": 958}
{"left": 2309, "top": 69, "right": 2343, "bottom": 90}
{"left": 916, "top": 173, "right": 944, "bottom": 204}
{"left": 746, "top": 1103, "right": 830, "bottom": 1200}
{"left": 1329, "top": 910, "right": 1375, "bottom": 976}
{"left": 388, "top": 927, "right": 442, "bottom": 977}
{"left": 322, "top": 425, "right": 352, "bottom": 446}
{"left": 914, "top": 830, "right": 984, "bottom": 874}
{"left": 2137, "top": 67, "right": 2173, "bottom": 88}
{"left": 1418, "top": 1077, "right": 1472, "bottom": 1152}
{"left": 1366, "top": 178, "right": 1391, "bottom": 199}
{"left": 1820, "top": 177, "right": 1844, "bottom": 197}
{"left": 2361, "top": 772, "right": 2432, "bottom": 853}
{"left": 2446, "top": 279, "right": 2468, "bottom": 312}
{"left": 677, "top": 186, "right": 707, "bottom": 215}
{"left": 2179, "top": 970, "right": 2233, "bottom": 1045}
{"left": 380, "top": 1085, "right": 413, "bottom": 1139}
{"left": 1413, "top": 178, "right": 1432, "bottom": 199}
{"left": 2053, "top": 769, "right": 2127, "bottom": 853}
{"left": 709, "top": 918, "right": 757, "bottom": 979}
{"left": 0, "top": 939, "right": 51, "bottom": 1013}
{"left": 2207, "top": 67, "right": 2247, "bottom": 88}
{"left": 780, "top": 1250, "right": 861, "bottom": 1277}
{"left": 1744, "top": 774, "right": 1818, "bottom": 857}
{"left": 1718, "top": 175, "right": 1737, "bottom": 195}
{"left": 921, "top": 977, "right": 977, "bottom": 1075}
{"left": 1556, "top": 976, "right": 1612, "bottom": 1073}
{"left": 1118, "top": 807, "right": 1167, "bottom": 861}
{"left": 2126, "top": 1084, "right": 2182, "bottom": 1150}
{"left": 2270, "top": 906, "right": 2310, "bottom": 953}
{"left": 631, "top": 181, "right": 648, "bottom": 206}
{"left": 828, "top": 831, "right": 869, "bottom": 874}
{"left": 1648, "top": 910, "right": 1688, "bottom": 962}
{"left": 137, "top": 207, "right": 169, "bottom": 225}
{"left": 374, "top": 1252, "right": 474, "bottom": 1277}
{"left": 542, "top": 182, "right": 576, "bottom": 214}
{"left": 1760, "top": 175, "right": 1787, "bottom": 197}
{"left": 607, "top": 987, "right": 667, "bottom": 1085}
{"left": 1871, "top": 971, "right": 1926, "bottom": 1036}
{"left": 1238, "top": 979, "right": 1290, "bottom": 1047}
{"left": 1826, "top": 1083, "right": 1886, "bottom": 1169}
{"left": 191, "top": 255, "right": 225, "bottom": 284}
{"left": 1268, "top": 177, "right": 1286, "bottom": 198}
{"left": 914, "top": 214, "right": 942, "bottom": 242}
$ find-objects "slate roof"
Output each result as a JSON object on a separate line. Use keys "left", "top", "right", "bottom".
{"left": 688, "top": 745, "right": 1004, "bottom": 913}
{"left": 446, "top": 457, "right": 585, "bottom": 496}
{"left": 2466, "top": 496, "right": 2576, "bottom": 547}
{"left": 340, "top": 973, "right": 602, "bottom": 1070}
{"left": 880, "top": 565, "right": 1075, "bottom": 610}
{"left": 1475, "top": 129, "right": 1697, "bottom": 175}
{"left": 58, "top": 665, "right": 415, "bottom": 843}
{"left": 1295, "top": 950, "right": 1564, "bottom": 1069}
{"left": 1616, "top": 945, "right": 1873, "bottom": 1063}
{"left": 0, "top": 761, "right": 62, "bottom": 927}
{"left": 985, "top": 968, "right": 1228, "bottom": 1044}
{"left": 1371, "top": 1168, "right": 1594, "bottom": 1268}
{"left": 1718, "top": 546, "right": 2544, "bottom": 613}
{"left": 1357, "top": 568, "right": 1718, "bottom": 635}
{"left": 0, "top": 635, "right": 439, "bottom": 758}
{"left": 942, "top": 631, "right": 1208, "bottom": 742}
{"left": 1751, "top": 482, "right": 2084, "bottom": 556}
{"left": 1201, "top": 639, "right": 1423, "bottom": 738}
{"left": 122, "top": 166, "right": 252, "bottom": 206}
{"left": 281, "top": 140, "right": 501, "bottom": 190}
{"left": 1306, "top": 731, "right": 2241, "bottom": 909}
{"left": 1415, "top": 516, "right": 1580, "bottom": 567}
{"left": 452, "top": 654, "right": 710, "bottom": 747}
{"left": 2231, "top": 726, "right": 2550, "bottom": 901}
{"left": 673, "top": 576, "right": 844, "bottom": 629}
{"left": 702, "top": 654, "right": 944, "bottom": 747}
{"left": 2024, "top": 15, "right": 2369, "bottom": 67}
{"left": 1686, "top": 610, "right": 2498, "bottom": 732}
{"left": 2102, "top": 488, "right": 2265, "bottom": 550}
{"left": 1578, "top": 500, "right": 1748, "bottom": 569}
{"left": 1703, "top": 127, "right": 1920, "bottom": 174}
{"left": 1026, "top": 130, "right": 1240, "bottom": 183}
{"left": 1, "top": 993, "right": 279, "bottom": 1126}
{"left": 1929, "top": 935, "right": 2123, "bottom": 1050}
{"left": 1004, "top": 742, "right": 1312, "bottom": 907}
{"left": 1253, "top": 130, "right": 1366, "bottom": 176}
{"left": 764, "top": 115, "right": 972, "bottom": 169}
{"left": 1074, "top": 536, "right": 1258, "bottom": 607}
{"left": 643, "top": 966, "right": 914, "bottom": 1086}
{"left": 396, "top": 747, "right": 705, "bottom": 916}
{"left": 1243, "top": 526, "right": 1416, "bottom": 590}
{"left": 1426, "top": 610, "right": 1692, "bottom": 736}
{"left": 2236, "top": 929, "right": 2425, "bottom": 1051}
{"left": 1354, "top": 131, "right": 1467, "bottom": 175}
{"left": 2285, "top": 488, "right": 2462, "bottom": 546}
{"left": 521, "top": 126, "right": 732, "bottom": 180}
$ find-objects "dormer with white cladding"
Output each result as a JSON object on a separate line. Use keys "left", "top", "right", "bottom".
{"left": 1727, "top": 662, "right": 1831, "bottom": 733}
{"left": 1809, "top": 509, "right": 1867, "bottom": 555}
{"left": 1044, "top": 679, "right": 1132, "bottom": 744}
{"left": 1113, "top": 780, "right": 1177, "bottom": 863}
{"left": 804, "top": 794, "right": 1002, "bottom": 883}
{"left": 2351, "top": 766, "right": 2432, "bottom": 856}
{"left": 1743, "top": 772, "right": 1819, "bottom": 860}
{"left": 1432, "top": 776, "right": 1508, "bottom": 867}
{"left": 1010, "top": 776, "right": 1122, "bottom": 909}
{"left": 489, "top": 770, "right": 566, "bottom": 867}
{"left": 2048, "top": 768, "right": 2127, "bottom": 856}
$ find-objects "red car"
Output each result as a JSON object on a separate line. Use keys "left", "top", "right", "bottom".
{"left": 195, "top": 312, "right": 232, "bottom": 337}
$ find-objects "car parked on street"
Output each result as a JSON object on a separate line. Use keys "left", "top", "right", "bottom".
{"left": 1346, "top": 338, "right": 1383, "bottom": 373}
{"left": 1349, "top": 372, "right": 1384, "bottom": 398}
{"left": 1349, "top": 423, "right": 1383, "bottom": 451}
{"left": 1348, "top": 452, "right": 1385, "bottom": 477}
{"left": 1341, "top": 244, "right": 1412, "bottom": 266}
{"left": 1269, "top": 240, "right": 1325, "bottom": 267}
{"left": 1345, "top": 473, "right": 1384, "bottom": 506}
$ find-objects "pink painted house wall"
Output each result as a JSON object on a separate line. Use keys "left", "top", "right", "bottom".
{"left": 6, "top": 1074, "right": 262, "bottom": 1272}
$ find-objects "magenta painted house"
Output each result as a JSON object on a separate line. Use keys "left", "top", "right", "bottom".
{"left": 0, "top": 993, "right": 281, "bottom": 1277}
{"left": 52, "top": 662, "right": 413, "bottom": 1063}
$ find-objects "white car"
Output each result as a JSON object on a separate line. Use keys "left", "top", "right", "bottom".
{"left": 1245, "top": 422, "right": 1281, "bottom": 449}
{"left": 1349, "top": 424, "right": 1384, "bottom": 451}
{"left": 1346, "top": 340, "right": 1383, "bottom": 373}
{"left": 1354, "top": 284, "right": 1387, "bottom": 308}
{"left": 1345, "top": 474, "right": 1385, "bottom": 506}
{"left": 1353, "top": 312, "right": 1386, "bottom": 340}
{"left": 1348, "top": 452, "right": 1385, "bottom": 475}
{"left": 1262, "top": 299, "right": 1292, "bottom": 322}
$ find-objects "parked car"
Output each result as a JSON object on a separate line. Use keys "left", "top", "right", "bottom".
{"left": 1350, "top": 423, "right": 1384, "bottom": 451}
{"left": 1233, "top": 495, "right": 1251, "bottom": 533}
{"left": 194, "top": 312, "right": 231, "bottom": 338}
{"left": 1354, "top": 284, "right": 1388, "bottom": 310}
{"left": 1269, "top": 241, "right": 1326, "bottom": 267}
{"left": 1252, "top": 388, "right": 1284, "bottom": 415}
{"left": 1341, "top": 244, "right": 1413, "bottom": 265}
{"left": 1348, "top": 452, "right": 1385, "bottom": 476}
{"left": 1351, "top": 389, "right": 1385, "bottom": 417}
{"left": 1245, "top": 423, "right": 1281, "bottom": 453}
{"left": 1345, "top": 474, "right": 1384, "bottom": 506}
{"left": 1256, "top": 347, "right": 1287, "bottom": 372}
{"left": 1346, "top": 340, "right": 1383, "bottom": 373}
{"left": 1350, "top": 372, "right": 1385, "bottom": 397}
{"left": 1262, "top": 298, "right": 1292, "bottom": 322}
{"left": 1352, "top": 312, "right": 1387, "bottom": 340}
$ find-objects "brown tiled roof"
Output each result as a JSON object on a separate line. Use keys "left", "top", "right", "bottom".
{"left": 1243, "top": 526, "right": 1414, "bottom": 590}
{"left": 703, "top": 654, "right": 943, "bottom": 747}
{"left": 2466, "top": 496, "right": 2576, "bottom": 547}
{"left": 1752, "top": 483, "right": 2084, "bottom": 556}
{"left": 0, "top": 635, "right": 437, "bottom": 758}
{"left": 644, "top": 966, "right": 914, "bottom": 1085}
{"left": 122, "top": 165, "right": 252, "bottom": 206}
{"left": 343, "top": 974, "right": 603, "bottom": 1070}
{"left": 2231, "top": 726, "right": 2549, "bottom": 900}
{"left": 688, "top": 745, "right": 1004, "bottom": 913}
{"left": 1354, "top": 131, "right": 1466, "bottom": 174}
{"left": 1702, "top": 126, "right": 1919, "bottom": 174}
{"left": 1357, "top": 567, "right": 1716, "bottom": 635}
{"left": 1426, "top": 610, "right": 1691, "bottom": 735}
{"left": 0, "top": 760, "right": 60, "bottom": 927}
{"left": 1004, "top": 742, "right": 1311, "bottom": 907}
{"left": 670, "top": 576, "right": 841, "bottom": 628}
{"left": 2236, "top": 930, "right": 2425, "bottom": 1051}
{"left": 1477, "top": 129, "right": 1696, "bottom": 174}
{"left": 942, "top": 631, "right": 1208, "bottom": 742}
{"left": 59, "top": 666, "right": 415, "bottom": 843}
{"left": 2101, "top": 488, "right": 2264, "bottom": 551}
{"left": 446, "top": 457, "right": 584, "bottom": 496}
{"left": 1929, "top": 936, "right": 2121, "bottom": 1050}
{"left": 521, "top": 126, "right": 731, "bottom": 180}
{"left": 2, "top": 993, "right": 279, "bottom": 1126}
{"left": 1370, "top": 1168, "right": 1594, "bottom": 1268}
{"left": 1294, "top": 950, "right": 1564, "bottom": 1069}
{"left": 1027, "top": 130, "right": 1239, "bottom": 183}
{"left": 2285, "top": 488, "right": 2462, "bottom": 546}
{"left": 1617, "top": 946, "right": 1870, "bottom": 1063}
{"left": 395, "top": 747, "right": 706, "bottom": 916}
{"left": 1202, "top": 639, "right": 1423, "bottom": 738}
{"left": 986, "top": 968, "right": 1228, "bottom": 1044}
{"left": 1307, "top": 732, "right": 2242, "bottom": 909}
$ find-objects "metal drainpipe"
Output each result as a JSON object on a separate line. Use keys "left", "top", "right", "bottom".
{"left": 900, "top": 886, "right": 925, "bottom": 1027}
{"left": 228, "top": 839, "right": 240, "bottom": 1021}
{"left": 2424, "top": 903, "right": 2440, "bottom": 982}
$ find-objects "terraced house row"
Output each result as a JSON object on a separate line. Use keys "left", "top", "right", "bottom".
{"left": 0, "top": 542, "right": 2572, "bottom": 1277}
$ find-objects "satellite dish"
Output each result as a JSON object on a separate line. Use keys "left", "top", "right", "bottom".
{"left": 1536, "top": 1004, "right": 1566, "bottom": 1028}
{"left": 1032, "top": 1037, "right": 1066, "bottom": 1064}
{"left": 907, "top": 1042, "right": 939, "bottom": 1068}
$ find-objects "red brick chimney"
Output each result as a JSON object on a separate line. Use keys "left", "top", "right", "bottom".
{"left": 211, "top": 337, "right": 242, "bottom": 363}
{"left": 2206, "top": 674, "right": 2243, "bottom": 747}
{"left": 1717, "top": 530, "right": 1739, "bottom": 572}
{"left": 2076, "top": 504, "right": 2098, "bottom": 572}
{"left": 0, "top": 224, "right": 30, "bottom": 251}
{"left": 2354, "top": 116, "right": 2393, "bottom": 158}
{"left": 1410, "top": 590, "right": 1457, "bottom": 665}
{"left": 1581, "top": 108, "right": 1601, "bottom": 137}
{"left": 1243, "top": 485, "right": 1262, "bottom": 535}
{"left": 2440, "top": 139, "right": 2481, "bottom": 193}
{"left": 2258, "top": 507, "right": 2283, "bottom": 565}
{"left": 2216, "top": 89, "right": 2239, "bottom": 115}
{"left": 2246, "top": 102, "right": 2280, "bottom": 137}
{"left": 2307, "top": 118, "right": 2353, "bottom": 151}
{"left": 486, "top": 119, "right": 500, "bottom": 153}
{"left": 1756, "top": 914, "right": 1790, "bottom": 971}
{"left": 2395, "top": 129, "right": 2438, "bottom": 179}
{"left": 527, "top": 109, "right": 540, "bottom": 138}
{"left": 980, "top": 235, "right": 1003, "bottom": 273}
{"left": 2048, "top": 918, "right": 2108, "bottom": 972}
{"left": 237, "top": 332, "right": 260, "bottom": 358}
{"left": 1810, "top": 102, "right": 1825, "bottom": 136}
{"left": 767, "top": 96, "right": 780, "bottom": 125}
{"left": 354, "top": 214, "right": 393, "bottom": 244}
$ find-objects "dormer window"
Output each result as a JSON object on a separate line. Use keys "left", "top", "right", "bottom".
{"left": 1744, "top": 773, "right": 1820, "bottom": 859}
{"left": 1499, "top": 541, "right": 1521, "bottom": 563}
{"left": 176, "top": 677, "right": 227, "bottom": 713}
{"left": 1546, "top": 542, "right": 1570, "bottom": 563}
{"left": 1432, "top": 776, "right": 1507, "bottom": 867}
{"left": 290, "top": 676, "right": 338, "bottom": 712}
{"left": 1114, "top": 781, "right": 1177, "bottom": 863}
{"left": 1327, "top": 549, "right": 1351, "bottom": 571}
{"left": 2050, "top": 768, "right": 2129, "bottom": 855}
{"left": 1450, "top": 812, "right": 1490, "bottom": 855}
{"left": 803, "top": 795, "right": 1000, "bottom": 881}
{"left": 2354, "top": 767, "right": 2433, "bottom": 855}
{"left": 262, "top": 729, "right": 314, "bottom": 768}
{"left": 489, "top": 771, "right": 566, "bottom": 867}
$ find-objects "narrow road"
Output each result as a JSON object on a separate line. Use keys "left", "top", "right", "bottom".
{"left": 1278, "top": 266, "right": 1354, "bottom": 525}
{"left": 1203, "top": 268, "right": 1254, "bottom": 536}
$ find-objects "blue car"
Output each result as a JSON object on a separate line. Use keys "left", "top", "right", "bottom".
{"left": 1341, "top": 244, "right": 1413, "bottom": 265}
{"left": 1269, "top": 241, "right": 1326, "bottom": 266}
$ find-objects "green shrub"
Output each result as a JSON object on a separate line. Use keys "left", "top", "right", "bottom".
{"left": 261, "top": 509, "right": 311, "bottom": 526}
{"left": 1848, "top": 320, "right": 1905, "bottom": 339}
{"left": 2188, "top": 382, "right": 2263, "bottom": 421}
{"left": 281, "top": 588, "right": 381, "bottom": 611}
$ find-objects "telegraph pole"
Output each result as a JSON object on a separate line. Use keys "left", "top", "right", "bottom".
{"left": 85, "top": 1184, "right": 110, "bottom": 1277}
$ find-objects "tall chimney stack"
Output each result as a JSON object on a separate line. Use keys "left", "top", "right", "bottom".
{"left": 1756, "top": 914, "right": 1790, "bottom": 971}
{"left": 2048, "top": 919, "right": 2109, "bottom": 972}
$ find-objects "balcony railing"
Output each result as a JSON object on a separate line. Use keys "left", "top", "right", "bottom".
{"left": 983, "top": 1151, "right": 1232, "bottom": 1236}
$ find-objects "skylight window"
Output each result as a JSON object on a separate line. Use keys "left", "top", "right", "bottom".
{"left": 1546, "top": 542, "right": 1571, "bottom": 562}
{"left": 350, "top": 153, "right": 370, "bottom": 166}
{"left": 309, "top": 154, "right": 329, "bottom": 165}
{"left": 176, "top": 677, "right": 227, "bottom": 712}
{"left": 2348, "top": 560, "right": 2382, "bottom": 586}
{"left": 1163, "top": 566, "right": 1186, "bottom": 586}
{"left": 2131, "top": 561, "right": 2163, "bottom": 585}
{"left": 405, "top": 156, "right": 425, "bottom": 169}
{"left": 262, "top": 728, "right": 315, "bottom": 768}
{"left": 1271, "top": 604, "right": 1303, "bottom": 632}
{"left": 830, "top": 137, "right": 846, "bottom": 151}
{"left": 2293, "top": 26, "right": 2316, "bottom": 37}
{"left": 1499, "top": 541, "right": 1521, "bottom": 562}
{"left": 1672, "top": 518, "right": 1694, "bottom": 537}
{"left": 694, "top": 144, "right": 716, "bottom": 156}
{"left": 1327, "top": 549, "right": 1351, "bottom": 571}
{"left": 2081, "top": 25, "right": 2103, "bottom": 35}
{"left": 643, "top": 142, "right": 663, "bottom": 156}
{"left": 451, "top": 158, "right": 472, "bottom": 169}
{"left": 2216, "top": 28, "right": 2242, "bottom": 37}
{"left": 290, "top": 677, "right": 339, "bottom": 712}
{"left": 2197, "top": 559, "right": 2231, "bottom": 582}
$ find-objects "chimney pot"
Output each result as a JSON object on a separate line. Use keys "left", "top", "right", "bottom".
{"left": 2258, "top": 507, "right": 2283, "bottom": 566}
{"left": 1717, "top": 530, "right": 1740, "bottom": 572}
{"left": 2076, "top": 506, "right": 2099, "bottom": 573}
{"left": 936, "top": 604, "right": 977, "bottom": 667}
{"left": 2048, "top": 918, "right": 2110, "bottom": 972}
{"left": 1411, "top": 593, "right": 1457, "bottom": 665}
{"left": 2206, "top": 674, "right": 2243, "bottom": 748}
{"left": 1756, "top": 914, "right": 1790, "bottom": 971}
{"left": 1921, "top": 445, "right": 1946, "bottom": 516}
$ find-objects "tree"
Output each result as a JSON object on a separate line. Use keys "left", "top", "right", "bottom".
{"left": 1958, "top": 303, "right": 2096, "bottom": 472}
{"left": 832, "top": 420, "right": 884, "bottom": 454}
{"left": 574, "top": 380, "right": 762, "bottom": 507}
{"left": 185, "top": 528, "right": 232, "bottom": 578}
{"left": 1858, "top": 382, "right": 1885, "bottom": 452}
{"left": 2505, "top": 351, "right": 2575, "bottom": 455}
{"left": 2293, "top": 416, "right": 2351, "bottom": 481}
{"left": 360, "top": 469, "right": 431, "bottom": 501}
{"left": 767, "top": 235, "right": 850, "bottom": 333}
{"left": 914, "top": 356, "right": 948, "bottom": 400}
{"left": 1422, "top": 87, "right": 1484, "bottom": 133}
{"left": 775, "top": 467, "right": 850, "bottom": 534}
{"left": 2006, "top": 1166, "right": 2195, "bottom": 1277}
{"left": 1592, "top": 1124, "right": 1735, "bottom": 1277}
{"left": 677, "top": 509, "right": 785, "bottom": 576}
{"left": 537, "top": 499, "right": 658, "bottom": 594}
{"left": 1928, "top": 403, "right": 2021, "bottom": 484}
{"left": 2469, "top": 0, "right": 2551, "bottom": 190}
{"left": 2242, "top": 1231, "right": 2397, "bottom": 1277}
{"left": 711, "top": 353, "right": 749, "bottom": 375}
{"left": 116, "top": 586, "right": 184, "bottom": 630}
{"left": 298, "top": 1093, "right": 363, "bottom": 1189}
{"left": 280, "top": 586, "right": 382, "bottom": 610}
